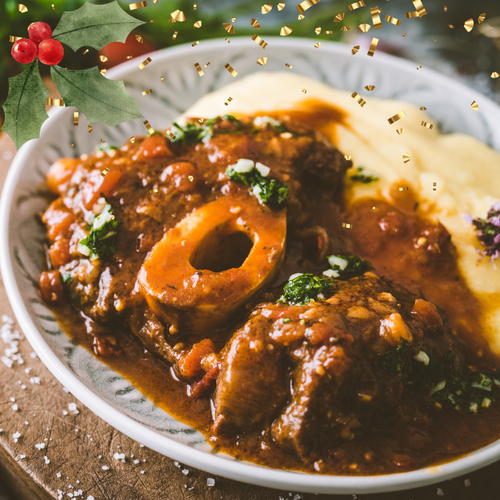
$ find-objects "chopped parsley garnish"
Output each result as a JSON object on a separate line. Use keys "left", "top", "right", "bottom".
{"left": 325, "top": 255, "right": 371, "bottom": 278}
{"left": 226, "top": 159, "right": 289, "bottom": 209}
{"left": 282, "top": 317, "right": 291, "bottom": 323}
{"left": 96, "top": 145, "right": 118, "bottom": 152}
{"left": 78, "top": 203, "right": 120, "bottom": 260}
{"left": 467, "top": 201, "right": 500, "bottom": 263}
{"left": 380, "top": 338, "right": 410, "bottom": 373}
{"left": 60, "top": 272, "right": 73, "bottom": 284}
{"left": 253, "top": 115, "right": 287, "bottom": 132}
{"left": 278, "top": 273, "right": 332, "bottom": 306}
{"left": 350, "top": 167, "right": 380, "bottom": 184}
{"left": 380, "top": 342, "right": 499, "bottom": 412}
{"left": 168, "top": 115, "right": 243, "bottom": 144}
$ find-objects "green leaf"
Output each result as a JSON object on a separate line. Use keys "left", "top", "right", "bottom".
{"left": 1, "top": 61, "right": 50, "bottom": 150}
{"left": 52, "top": 0, "right": 146, "bottom": 52}
{"left": 51, "top": 65, "right": 143, "bottom": 127}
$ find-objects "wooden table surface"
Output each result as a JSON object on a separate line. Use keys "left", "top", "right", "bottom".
{"left": 1, "top": 132, "right": 500, "bottom": 500}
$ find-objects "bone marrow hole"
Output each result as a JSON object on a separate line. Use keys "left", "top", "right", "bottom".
{"left": 190, "top": 223, "right": 253, "bottom": 272}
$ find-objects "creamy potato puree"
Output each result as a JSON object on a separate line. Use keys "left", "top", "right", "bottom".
{"left": 183, "top": 72, "right": 500, "bottom": 354}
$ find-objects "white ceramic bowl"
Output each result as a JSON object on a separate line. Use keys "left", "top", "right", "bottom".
{"left": 2, "top": 38, "right": 500, "bottom": 494}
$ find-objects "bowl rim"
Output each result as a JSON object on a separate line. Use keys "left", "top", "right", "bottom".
{"left": 2, "top": 37, "right": 500, "bottom": 494}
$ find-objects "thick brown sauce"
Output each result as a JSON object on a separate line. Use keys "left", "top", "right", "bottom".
{"left": 46, "top": 103, "right": 500, "bottom": 476}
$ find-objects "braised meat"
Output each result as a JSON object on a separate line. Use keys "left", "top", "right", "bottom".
{"left": 213, "top": 272, "right": 461, "bottom": 459}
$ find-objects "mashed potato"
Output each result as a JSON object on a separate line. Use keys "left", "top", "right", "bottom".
{"left": 183, "top": 72, "right": 500, "bottom": 353}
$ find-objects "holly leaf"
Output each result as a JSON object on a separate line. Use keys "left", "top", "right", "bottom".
{"left": 1, "top": 61, "right": 50, "bottom": 151}
{"left": 52, "top": 0, "right": 146, "bottom": 52}
{"left": 51, "top": 65, "right": 143, "bottom": 127}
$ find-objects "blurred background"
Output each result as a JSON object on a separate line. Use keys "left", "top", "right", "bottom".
{"left": 1, "top": 0, "right": 500, "bottom": 123}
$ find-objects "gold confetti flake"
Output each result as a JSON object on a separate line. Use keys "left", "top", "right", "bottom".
{"left": 101, "top": 167, "right": 110, "bottom": 177}
{"left": 17, "top": 4, "right": 28, "bottom": 13}
{"left": 46, "top": 98, "right": 64, "bottom": 106}
{"left": 278, "top": 2, "right": 286, "bottom": 11}
{"left": 225, "top": 63, "right": 238, "bottom": 77}
{"left": 342, "top": 222, "right": 352, "bottom": 229}
{"left": 448, "top": 24, "right": 454, "bottom": 29}
{"left": 224, "top": 97, "right": 233, "bottom": 106}
{"left": 340, "top": 26, "right": 350, "bottom": 31}
{"left": 9, "top": 36, "right": 22, "bottom": 43}
{"left": 99, "top": 55, "right": 108, "bottom": 62}
{"left": 388, "top": 111, "right": 405, "bottom": 124}
{"left": 412, "top": 0, "right": 427, "bottom": 17}
{"left": 385, "top": 14, "right": 401, "bottom": 26}
{"left": 225, "top": 38, "right": 231, "bottom": 43}
{"left": 444, "top": 6, "right": 447, "bottom": 12}
{"left": 231, "top": 17, "right": 236, "bottom": 22}
{"left": 192, "top": 41, "right": 199, "bottom": 47}
{"left": 344, "top": 155, "right": 352, "bottom": 161}
{"left": 205, "top": 62, "right": 210, "bottom": 67}
{"left": 172, "top": 31, "right": 179, "bottom": 39}
{"left": 417, "top": 65, "right": 422, "bottom": 70}
{"left": 351, "top": 92, "right": 366, "bottom": 108}
{"left": 371, "top": 7, "right": 382, "bottom": 29}
{"left": 188, "top": 176, "right": 194, "bottom": 182}
{"left": 170, "top": 10, "right": 186, "bottom": 21}
{"left": 314, "top": 42, "right": 321, "bottom": 48}
{"left": 298, "top": 14, "right": 305, "bottom": 20}
{"left": 367, "top": 38, "right": 379, "bottom": 57}
{"left": 371, "top": 206, "right": 375, "bottom": 213}
{"left": 396, "top": 128, "right": 406, "bottom": 135}
{"left": 88, "top": 125, "right": 93, "bottom": 133}
{"left": 129, "top": 1, "right": 148, "bottom": 10}
{"left": 70, "top": 143, "right": 74, "bottom": 148}
{"left": 403, "top": 152, "right": 410, "bottom": 163}
{"left": 149, "top": 188, "right": 159, "bottom": 194}
{"left": 280, "top": 26, "right": 293, "bottom": 36}
{"left": 491, "top": 72, "right": 500, "bottom": 79}
{"left": 399, "top": 187, "right": 409, "bottom": 191}
{"left": 252, "top": 34, "right": 268, "bottom": 48}
{"left": 100, "top": 69, "right": 107, "bottom": 75}
{"left": 74, "top": 112, "right": 79, "bottom": 126}
{"left": 324, "top": 30, "right": 333, "bottom": 34}
{"left": 168, "top": 17, "right": 176, "bottom": 23}
{"left": 405, "top": 11, "right": 419, "bottom": 18}
{"left": 194, "top": 62, "right": 204, "bottom": 76}
{"left": 352, "top": 45, "right": 360, "bottom": 55}
{"left": 349, "top": 1, "right": 365, "bottom": 11}
{"left": 334, "top": 13, "right": 345, "bottom": 22}
{"left": 194, "top": 20, "right": 202, "bottom": 28}
{"left": 257, "top": 57, "right": 268, "bottom": 65}
{"left": 144, "top": 120, "right": 154, "bottom": 134}
{"left": 364, "top": 85, "right": 376, "bottom": 91}
{"left": 432, "top": 182, "right": 437, "bottom": 191}
{"left": 251, "top": 18, "right": 261, "bottom": 29}
{"left": 223, "top": 23, "right": 235, "bottom": 34}
{"left": 166, "top": 130, "right": 176, "bottom": 140}
{"left": 315, "top": 26, "right": 321, "bottom": 35}
{"left": 193, "top": 3, "right": 197, "bottom": 9}
{"left": 464, "top": 18, "right": 474, "bottom": 32}
{"left": 160, "top": 76, "right": 164, "bottom": 82}
{"left": 126, "top": 55, "right": 133, "bottom": 59}
{"left": 262, "top": 4, "right": 272, "bottom": 14}
{"left": 421, "top": 120, "right": 433, "bottom": 129}
{"left": 285, "top": 63, "right": 292, "bottom": 68}
{"left": 358, "top": 24, "right": 371, "bottom": 32}
{"left": 138, "top": 57, "right": 152, "bottom": 69}
{"left": 135, "top": 34, "right": 144, "bottom": 43}
{"left": 142, "top": 89, "right": 153, "bottom": 95}
{"left": 130, "top": 137, "right": 136, "bottom": 144}
{"left": 478, "top": 13, "right": 486, "bottom": 24}
{"left": 296, "top": 0, "right": 320, "bottom": 14}
{"left": 301, "top": 88, "right": 307, "bottom": 94}
{"left": 52, "top": 4, "right": 55, "bottom": 10}
{"left": 471, "top": 100, "right": 479, "bottom": 111}
{"left": 403, "top": 33, "right": 407, "bottom": 36}
{"left": 420, "top": 106, "right": 427, "bottom": 110}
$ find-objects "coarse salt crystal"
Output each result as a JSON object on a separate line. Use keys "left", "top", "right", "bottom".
{"left": 140, "top": 470, "right": 144, "bottom": 474}
{"left": 12, "top": 403, "right": 18, "bottom": 411}
{"left": 68, "top": 403, "right": 79, "bottom": 414}
{"left": 102, "top": 465, "right": 109, "bottom": 470}
{"left": 35, "top": 443, "right": 45, "bottom": 450}
{"left": 465, "top": 479, "right": 471, "bottom": 487}
{"left": 13, "top": 431, "right": 21, "bottom": 439}
{"left": 437, "top": 488, "right": 444, "bottom": 496}
{"left": 20, "top": 455, "right": 25, "bottom": 459}
{"left": 62, "top": 410, "right": 68, "bottom": 416}
{"left": 44, "top": 456, "right": 50, "bottom": 464}
{"left": 182, "top": 469, "right": 189, "bottom": 475}
{"left": 25, "top": 367, "right": 32, "bottom": 373}
{"left": 57, "top": 472, "right": 61, "bottom": 477}
{"left": 207, "top": 478, "right": 215, "bottom": 487}
{"left": 10, "top": 397, "right": 15, "bottom": 402}
{"left": 87, "top": 496, "right": 95, "bottom": 500}
{"left": 133, "top": 459, "right": 139, "bottom": 464}
{"left": 30, "top": 352, "right": 38, "bottom": 359}
{"left": 30, "top": 376, "right": 40, "bottom": 384}
{"left": 21, "top": 384, "right": 26, "bottom": 389}
{"left": 113, "top": 452, "right": 125, "bottom": 463}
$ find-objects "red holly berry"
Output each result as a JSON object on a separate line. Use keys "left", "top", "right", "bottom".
{"left": 11, "top": 38, "right": 38, "bottom": 64}
{"left": 28, "top": 22, "right": 53, "bottom": 43}
{"left": 38, "top": 39, "right": 64, "bottom": 66}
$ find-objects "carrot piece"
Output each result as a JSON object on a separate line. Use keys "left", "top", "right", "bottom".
{"left": 49, "top": 239, "right": 71, "bottom": 268}
{"left": 178, "top": 339, "right": 216, "bottom": 378}
{"left": 46, "top": 158, "right": 79, "bottom": 194}
{"left": 39, "top": 271, "right": 64, "bottom": 304}
{"left": 42, "top": 200, "right": 75, "bottom": 241}
{"left": 134, "top": 133, "right": 174, "bottom": 162}
{"left": 82, "top": 168, "right": 124, "bottom": 210}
